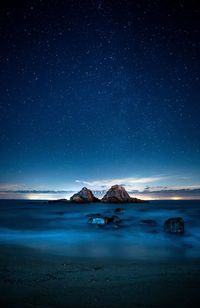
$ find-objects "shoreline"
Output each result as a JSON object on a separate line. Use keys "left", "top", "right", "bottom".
{"left": 1, "top": 243, "right": 200, "bottom": 307}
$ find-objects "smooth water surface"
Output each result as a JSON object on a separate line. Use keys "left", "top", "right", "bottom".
{"left": 0, "top": 200, "right": 200, "bottom": 259}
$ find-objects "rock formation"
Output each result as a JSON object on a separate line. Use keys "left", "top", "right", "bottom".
{"left": 101, "top": 185, "right": 147, "bottom": 203}
{"left": 164, "top": 217, "right": 184, "bottom": 234}
{"left": 48, "top": 185, "right": 148, "bottom": 204}
{"left": 70, "top": 187, "right": 100, "bottom": 203}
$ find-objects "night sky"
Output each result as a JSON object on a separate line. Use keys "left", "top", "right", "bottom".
{"left": 0, "top": 0, "right": 200, "bottom": 199}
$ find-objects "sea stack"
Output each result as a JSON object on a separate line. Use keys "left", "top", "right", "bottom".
{"left": 70, "top": 187, "right": 100, "bottom": 203}
{"left": 101, "top": 184, "right": 147, "bottom": 203}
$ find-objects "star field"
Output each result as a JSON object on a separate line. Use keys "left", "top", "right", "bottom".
{"left": 0, "top": 0, "right": 200, "bottom": 192}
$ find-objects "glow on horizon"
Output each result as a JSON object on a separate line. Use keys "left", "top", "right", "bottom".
{"left": 170, "top": 196, "right": 183, "bottom": 200}
{"left": 130, "top": 195, "right": 180, "bottom": 201}
{"left": 26, "top": 193, "right": 73, "bottom": 200}
{"left": 26, "top": 194, "right": 195, "bottom": 201}
{"left": 0, "top": 191, "right": 199, "bottom": 200}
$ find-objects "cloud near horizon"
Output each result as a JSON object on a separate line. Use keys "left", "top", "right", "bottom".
{"left": 75, "top": 176, "right": 168, "bottom": 190}
{"left": 1, "top": 178, "right": 200, "bottom": 199}
{"left": 0, "top": 187, "right": 200, "bottom": 200}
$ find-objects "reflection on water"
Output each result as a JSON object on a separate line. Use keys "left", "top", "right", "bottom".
{"left": 0, "top": 200, "right": 200, "bottom": 259}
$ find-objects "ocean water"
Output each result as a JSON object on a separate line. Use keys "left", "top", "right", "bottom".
{"left": 0, "top": 199, "right": 200, "bottom": 260}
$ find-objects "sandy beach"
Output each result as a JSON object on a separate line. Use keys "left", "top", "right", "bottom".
{"left": 0, "top": 244, "right": 200, "bottom": 308}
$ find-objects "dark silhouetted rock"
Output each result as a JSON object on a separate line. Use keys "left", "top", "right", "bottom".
{"left": 101, "top": 185, "right": 147, "bottom": 203}
{"left": 70, "top": 187, "right": 100, "bottom": 203}
{"left": 109, "top": 215, "right": 121, "bottom": 224}
{"left": 164, "top": 217, "right": 184, "bottom": 234}
{"left": 114, "top": 208, "right": 125, "bottom": 213}
{"left": 140, "top": 219, "right": 157, "bottom": 226}
{"left": 48, "top": 199, "right": 68, "bottom": 204}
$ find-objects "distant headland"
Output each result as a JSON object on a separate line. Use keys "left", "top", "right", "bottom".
{"left": 48, "top": 185, "right": 148, "bottom": 204}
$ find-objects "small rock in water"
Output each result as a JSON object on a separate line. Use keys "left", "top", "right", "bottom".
{"left": 164, "top": 217, "right": 184, "bottom": 234}
{"left": 110, "top": 215, "right": 121, "bottom": 224}
{"left": 114, "top": 208, "right": 125, "bottom": 213}
{"left": 93, "top": 266, "right": 102, "bottom": 271}
{"left": 88, "top": 215, "right": 121, "bottom": 226}
{"left": 88, "top": 217, "right": 107, "bottom": 225}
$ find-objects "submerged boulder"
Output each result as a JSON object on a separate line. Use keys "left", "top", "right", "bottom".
{"left": 88, "top": 217, "right": 107, "bottom": 225}
{"left": 70, "top": 187, "right": 100, "bottom": 203}
{"left": 101, "top": 185, "right": 147, "bottom": 203}
{"left": 164, "top": 217, "right": 184, "bottom": 234}
{"left": 114, "top": 208, "right": 125, "bottom": 213}
{"left": 88, "top": 215, "right": 121, "bottom": 226}
{"left": 105, "top": 215, "right": 121, "bottom": 224}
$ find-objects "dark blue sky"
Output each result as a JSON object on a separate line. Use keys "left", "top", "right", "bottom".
{"left": 0, "top": 0, "right": 200, "bottom": 198}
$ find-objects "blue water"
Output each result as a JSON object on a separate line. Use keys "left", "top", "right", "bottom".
{"left": 0, "top": 200, "right": 200, "bottom": 259}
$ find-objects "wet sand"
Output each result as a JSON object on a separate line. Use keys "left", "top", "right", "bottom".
{"left": 0, "top": 244, "right": 200, "bottom": 307}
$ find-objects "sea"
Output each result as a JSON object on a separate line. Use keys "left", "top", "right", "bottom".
{"left": 0, "top": 199, "right": 200, "bottom": 260}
